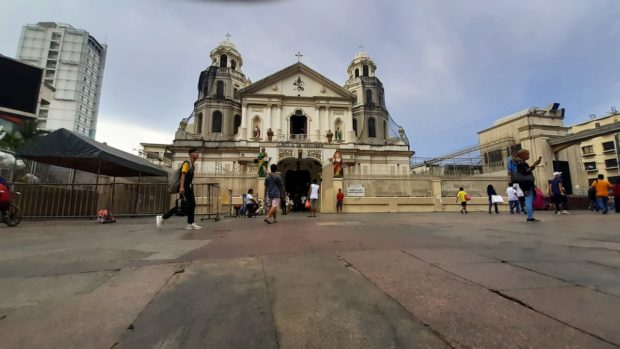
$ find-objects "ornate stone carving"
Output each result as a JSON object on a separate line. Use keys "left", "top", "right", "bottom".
{"left": 307, "top": 150, "right": 322, "bottom": 161}
{"left": 293, "top": 76, "right": 305, "bottom": 92}
{"left": 278, "top": 149, "right": 294, "bottom": 160}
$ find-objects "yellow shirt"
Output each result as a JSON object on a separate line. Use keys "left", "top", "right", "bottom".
{"left": 592, "top": 179, "right": 611, "bottom": 197}
{"left": 181, "top": 161, "right": 191, "bottom": 174}
{"left": 457, "top": 191, "right": 467, "bottom": 203}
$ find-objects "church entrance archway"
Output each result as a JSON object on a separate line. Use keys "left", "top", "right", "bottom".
{"left": 290, "top": 110, "right": 307, "bottom": 139}
{"left": 278, "top": 157, "right": 321, "bottom": 211}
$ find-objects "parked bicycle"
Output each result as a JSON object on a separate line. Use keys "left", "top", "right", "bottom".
{"left": 0, "top": 190, "right": 22, "bottom": 227}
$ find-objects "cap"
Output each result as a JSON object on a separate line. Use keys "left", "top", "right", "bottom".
{"left": 553, "top": 171, "right": 562, "bottom": 176}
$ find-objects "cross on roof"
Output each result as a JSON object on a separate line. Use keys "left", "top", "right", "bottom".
{"left": 358, "top": 45, "right": 364, "bottom": 51}
{"left": 295, "top": 51, "right": 303, "bottom": 62}
{"left": 225, "top": 33, "right": 231, "bottom": 41}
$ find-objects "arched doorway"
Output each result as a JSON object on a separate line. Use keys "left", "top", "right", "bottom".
{"left": 290, "top": 109, "right": 307, "bottom": 139}
{"left": 278, "top": 157, "right": 322, "bottom": 210}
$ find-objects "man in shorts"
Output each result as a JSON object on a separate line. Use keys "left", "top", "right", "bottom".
{"left": 264, "top": 164, "right": 285, "bottom": 224}
{"left": 307, "top": 179, "right": 320, "bottom": 217}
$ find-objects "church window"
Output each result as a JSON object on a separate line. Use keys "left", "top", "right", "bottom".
{"left": 353, "top": 119, "right": 358, "bottom": 136}
{"left": 233, "top": 88, "right": 239, "bottom": 99}
{"left": 234, "top": 114, "right": 241, "bottom": 134}
{"left": 231, "top": 59, "right": 237, "bottom": 69}
{"left": 365, "top": 89, "right": 373, "bottom": 106}
{"left": 355, "top": 68, "right": 359, "bottom": 78}
{"left": 363, "top": 65, "right": 369, "bottom": 77}
{"left": 220, "top": 54, "right": 228, "bottom": 68}
{"left": 212, "top": 111, "right": 223, "bottom": 133}
{"left": 195, "top": 113, "right": 203, "bottom": 134}
{"left": 216, "top": 81, "right": 225, "bottom": 99}
{"left": 368, "top": 117, "right": 376, "bottom": 138}
{"left": 290, "top": 109, "right": 307, "bottom": 137}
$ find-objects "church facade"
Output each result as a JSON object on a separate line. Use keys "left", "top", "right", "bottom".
{"left": 146, "top": 38, "right": 413, "bottom": 202}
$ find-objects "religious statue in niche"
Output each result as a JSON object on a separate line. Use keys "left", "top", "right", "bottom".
{"left": 255, "top": 147, "right": 269, "bottom": 177}
{"left": 266, "top": 128, "right": 274, "bottom": 142}
{"left": 326, "top": 130, "right": 333, "bottom": 143}
{"left": 332, "top": 149, "right": 343, "bottom": 178}
{"left": 253, "top": 125, "right": 261, "bottom": 139}
{"left": 335, "top": 127, "right": 342, "bottom": 141}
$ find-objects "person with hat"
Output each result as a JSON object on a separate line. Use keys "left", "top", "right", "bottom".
{"left": 548, "top": 171, "right": 569, "bottom": 215}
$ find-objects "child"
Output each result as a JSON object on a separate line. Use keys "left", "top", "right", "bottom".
{"left": 456, "top": 187, "right": 468, "bottom": 214}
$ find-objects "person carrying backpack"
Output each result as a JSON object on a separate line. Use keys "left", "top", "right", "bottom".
{"left": 157, "top": 148, "right": 201, "bottom": 230}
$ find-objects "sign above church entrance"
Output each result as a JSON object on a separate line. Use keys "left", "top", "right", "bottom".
{"left": 277, "top": 141, "right": 323, "bottom": 149}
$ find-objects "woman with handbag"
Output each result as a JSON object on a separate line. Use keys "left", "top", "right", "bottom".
{"left": 512, "top": 149, "right": 542, "bottom": 222}
{"left": 487, "top": 184, "right": 500, "bottom": 214}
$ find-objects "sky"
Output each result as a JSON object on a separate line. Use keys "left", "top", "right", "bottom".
{"left": 1, "top": 0, "right": 619, "bottom": 158}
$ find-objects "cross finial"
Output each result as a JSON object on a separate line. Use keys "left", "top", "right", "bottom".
{"left": 295, "top": 51, "right": 303, "bottom": 63}
{"left": 358, "top": 44, "right": 364, "bottom": 51}
{"left": 225, "top": 33, "right": 231, "bottom": 41}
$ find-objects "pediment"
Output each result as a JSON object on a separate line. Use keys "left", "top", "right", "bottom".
{"left": 240, "top": 63, "right": 354, "bottom": 100}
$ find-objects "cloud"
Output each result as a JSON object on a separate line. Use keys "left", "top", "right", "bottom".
{"left": 95, "top": 116, "right": 174, "bottom": 154}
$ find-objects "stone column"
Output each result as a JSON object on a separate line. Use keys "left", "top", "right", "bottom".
{"left": 266, "top": 104, "right": 272, "bottom": 132}
{"left": 431, "top": 178, "right": 443, "bottom": 212}
{"left": 257, "top": 177, "right": 265, "bottom": 202}
{"left": 241, "top": 103, "right": 248, "bottom": 139}
{"left": 276, "top": 104, "right": 283, "bottom": 137}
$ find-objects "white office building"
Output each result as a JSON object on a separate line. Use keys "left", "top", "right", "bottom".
{"left": 16, "top": 22, "right": 107, "bottom": 138}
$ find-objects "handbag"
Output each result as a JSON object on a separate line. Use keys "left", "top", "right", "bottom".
{"left": 304, "top": 199, "right": 311, "bottom": 209}
{"left": 464, "top": 194, "right": 472, "bottom": 201}
{"left": 174, "top": 195, "right": 187, "bottom": 216}
{"left": 510, "top": 171, "right": 535, "bottom": 184}
{"left": 491, "top": 195, "right": 504, "bottom": 204}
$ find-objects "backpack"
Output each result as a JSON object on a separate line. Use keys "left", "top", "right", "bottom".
{"left": 168, "top": 161, "right": 190, "bottom": 194}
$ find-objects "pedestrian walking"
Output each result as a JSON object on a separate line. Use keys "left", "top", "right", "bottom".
{"left": 336, "top": 188, "right": 344, "bottom": 214}
{"left": 514, "top": 183, "right": 526, "bottom": 214}
{"left": 264, "top": 164, "right": 285, "bottom": 224}
{"left": 588, "top": 185, "right": 599, "bottom": 211}
{"left": 307, "top": 179, "right": 320, "bottom": 217}
{"left": 513, "top": 149, "right": 542, "bottom": 222}
{"left": 456, "top": 187, "right": 468, "bottom": 214}
{"left": 548, "top": 172, "right": 569, "bottom": 215}
{"left": 487, "top": 184, "right": 500, "bottom": 214}
{"left": 506, "top": 183, "right": 520, "bottom": 214}
{"left": 157, "top": 148, "right": 201, "bottom": 230}
{"left": 592, "top": 174, "right": 612, "bottom": 214}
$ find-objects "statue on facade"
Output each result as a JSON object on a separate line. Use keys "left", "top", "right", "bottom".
{"left": 332, "top": 149, "right": 343, "bottom": 177}
{"left": 398, "top": 126, "right": 405, "bottom": 139}
{"left": 256, "top": 147, "right": 269, "bottom": 177}
{"left": 335, "top": 127, "right": 342, "bottom": 141}
{"left": 266, "top": 128, "right": 274, "bottom": 141}
{"left": 253, "top": 125, "right": 261, "bottom": 139}
{"left": 326, "top": 129, "right": 333, "bottom": 143}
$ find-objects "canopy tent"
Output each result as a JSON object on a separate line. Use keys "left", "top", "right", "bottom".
{"left": 16, "top": 128, "right": 167, "bottom": 177}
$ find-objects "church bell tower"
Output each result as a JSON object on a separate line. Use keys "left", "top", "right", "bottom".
{"left": 194, "top": 35, "right": 250, "bottom": 140}
{"left": 344, "top": 48, "right": 389, "bottom": 144}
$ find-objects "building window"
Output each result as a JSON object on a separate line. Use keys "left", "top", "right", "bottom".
{"left": 584, "top": 161, "right": 597, "bottom": 172}
{"left": 216, "top": 81, "right": 224, "bottom": 99}
{"left": 212, "top": 111, "right": 222, "bottom": 133}
{"left": 234, "top": 114, "right": 241, "bottom": 135}
{"left": 233, "top": 88, "right": 239, "bottom": 99}
{"left": 605, "top": 158, "right": 618, "bottom": 169}
{"left": 354, "top": 68, "right": 359, "bottom": 78}
{"left": 602, "top": 141, "right": 615, "bottom": 152}
{"left": 231, "top": 60, "right": 237, "bottom": 69}
{"left": 581, "top": 145, "right": 594, "bottom": 155}
{"left": 365, "top": 89, "right": 373, "bottom": 106}
{"left": 363, "top": 65, "right": 369, "bottom": 77}
{"left": 195, "top": 113, "right": 203, "bottom": 134}
{"left": 353, "top": 119, "right": 358, "bottom": 136}
{"left": 484, "top": 149, "right": 503, "bottom": 165}
{"left": 368, "top": 117, "right": 376, "bottom": 138}
{"left": 219, "top": 54, "right": 228, "bottom": 68}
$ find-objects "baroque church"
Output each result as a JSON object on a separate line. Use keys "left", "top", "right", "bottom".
{"left": 145, "top": 37, "right": 413, "bottom": 200}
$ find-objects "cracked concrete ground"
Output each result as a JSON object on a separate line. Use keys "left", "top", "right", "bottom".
{"left": 0, "top": 210, "right": 618, "bottom": 348}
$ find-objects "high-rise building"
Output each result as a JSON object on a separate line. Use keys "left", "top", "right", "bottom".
{"left": 16, "top": 22, "right": 107, "bottom": 138}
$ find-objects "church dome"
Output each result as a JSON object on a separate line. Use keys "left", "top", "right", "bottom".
{"left": 354, "top": 50, "right": 370, "bottom": 60}
{"left": 217, "top": 39, "right": 237, "bottom": 50}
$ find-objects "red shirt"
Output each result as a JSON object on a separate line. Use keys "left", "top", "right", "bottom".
{"left": 336, "top": 192, "right": 344, "bottom": 201}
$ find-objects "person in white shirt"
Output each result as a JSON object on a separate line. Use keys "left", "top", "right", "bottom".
{"left": 513, "top": 183, "right": 526, "bottom": 214}
{"left": 307, "top": 179, "right": 320, "bottom": 217}
{"left": 506, "top": 183, "right": 521, "bottom": 214}
{"left": 245, "top": 188, "right": 258, "bottom": 217}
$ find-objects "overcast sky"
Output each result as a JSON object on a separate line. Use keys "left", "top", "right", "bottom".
{"left": 1, "top": 0, "right": 619, "bottom": 158}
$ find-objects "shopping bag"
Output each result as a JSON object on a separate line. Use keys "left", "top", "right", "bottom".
{"left": 491, "top": 195, "right": 504, "bottom": 204}
{"left": 304, "top": 199, "right": 311, "bottom": 209}
{"left": 464, "top": 194, "right": 472, "bottom": 201}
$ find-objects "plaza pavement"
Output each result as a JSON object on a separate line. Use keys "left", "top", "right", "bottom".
{"left": 0, "top": 210, "right": 618, "bottom": 349}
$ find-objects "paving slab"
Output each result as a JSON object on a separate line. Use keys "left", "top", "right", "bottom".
{"left": 514, "top": 261, "right": 620, "bottom": 296}
{"left": 340, "top": 249, "right": 614, "bottom": 349}
{"left": 435, "top": 262, "right": 570, "bottom": 291}
{"left": 114, "top": 257, "right": 277, "bottom": 349}
{"left": 404, "top": 248, "right": 497, "bottom": 264}
{"left": 0, "top": 270, "right": 116, "bottom": 309}
{"left": 0, "top": 263, "right": 181, "bottom": 349}
{"left": 262, "top": 252, "right": 449, "bottom": 349}
{"left": 504, "top": 286, "right": 620, "bottom": 346}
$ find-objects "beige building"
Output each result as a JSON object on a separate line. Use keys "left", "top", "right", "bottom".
{"left": 569, "top": 112, "right": 620, "bottom": 184}
{"left": 144, "top": 38, "right": 412, "bottom": 203}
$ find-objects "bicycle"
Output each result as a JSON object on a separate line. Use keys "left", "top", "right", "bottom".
{"left": 1, "top": 192, "right": 22, "bottom": 227}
